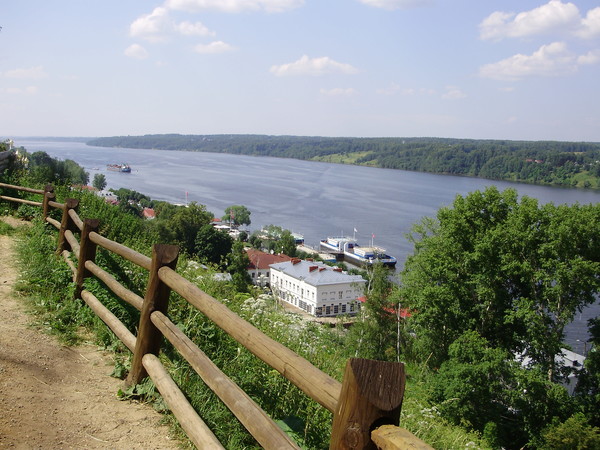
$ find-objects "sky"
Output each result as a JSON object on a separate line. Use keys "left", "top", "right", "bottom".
{"left": 1, "top": 0, "right": 600, "bottom": 142}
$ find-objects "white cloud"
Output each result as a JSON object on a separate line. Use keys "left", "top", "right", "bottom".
{"left": 320, "top": 87, "right": 357, "bottom": 96}
{"left": 3, "top": 86, "right": 38, "bottom": 95}
{"left": 577, "top": 7, "right": 600, "bottom": 39}
{"left": 479, "top": 0, "right": 580, "bottom": 41}
{"left": 177, "top": 21, "right": 215, "bottom": 37}
{"left": 358, "top": 0, "right": 431, "bottom": 10}
{"left": 577, "top": 49, "right": 600, "bottom": 65}
{"left": 3, "top": 66, "right": 47, "bottom": 79}
{"left": 165, "top": 0, "right": 304, "bottom": 13}
{"left": 479, "top": 41, "right": 578, "bottom": 80}
{"left": 270, "top": 55, "right": 358, "bottom": 76}
{"left": 130, "top": 7, "right": 214, "bottom": 42}
{"left": 442, "top": 86, "right": 466, "bottom": 100}
{"left": 130, "top": 7, "right": 171, "bottom": 42}
{"left": 376, "top": 84, "right": 436, "bottom": 96}
{"left": 194, "top": 41, "right": 235, "bottom": 54}
{"left": 376, "top": 82, "right": 402, "bottom": 95}
{"left": 124, "top": 44, "right": 150, "bottom": 59}
{"left": 480, "top": 1, "right": 600, "bottom": 41}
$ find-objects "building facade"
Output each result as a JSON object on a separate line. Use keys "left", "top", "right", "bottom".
{"left": 269, "top": 259, "right": 366, "bottom": 317}
{"left": 246, "top": 249, "right": 293, "bottom": 287}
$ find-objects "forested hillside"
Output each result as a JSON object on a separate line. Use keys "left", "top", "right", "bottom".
{"left": 88, "top": 134, "right": 600, "bottom": 188}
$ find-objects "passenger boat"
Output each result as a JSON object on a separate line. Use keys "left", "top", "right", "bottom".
{"left": 320, "top": 236, "right": 397, "bottom": 267}
{"left": 107, "top": 164, "right": 131, "bottom": 173}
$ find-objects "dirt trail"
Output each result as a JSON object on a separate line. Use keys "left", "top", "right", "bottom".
{"left": 0, "top": 217, "right": 181, "bottom": 449}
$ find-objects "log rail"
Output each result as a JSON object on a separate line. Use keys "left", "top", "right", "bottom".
{"left": 0, "top": 181, "right": 431, "bottom": 450}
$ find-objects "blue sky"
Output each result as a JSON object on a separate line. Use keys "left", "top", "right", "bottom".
{"left": 1, "top": 0, "right": 599, "bottom": 141}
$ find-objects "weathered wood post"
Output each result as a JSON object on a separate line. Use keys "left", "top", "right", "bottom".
{"left": 330, "top": 358, "right": 406, "bottom": 450}
{"left": 127, "top": 244, "right": 179, "bottom": 386}
{"left": 74, "top": 218, "right": 100, "bottom": 298}
{"left": 42, "top": 184, "right": 54, "bottom": 220}
{"left": 56, "top": 198, "right": 79, "bottom": 254}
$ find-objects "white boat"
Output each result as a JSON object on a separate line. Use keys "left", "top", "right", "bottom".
{"left": 320, "top": 236, "right": 397, "bottom": 268}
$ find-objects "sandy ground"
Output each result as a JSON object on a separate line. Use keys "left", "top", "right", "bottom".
{"left": 0, "top": 216, "right": 181, "bottom": 449}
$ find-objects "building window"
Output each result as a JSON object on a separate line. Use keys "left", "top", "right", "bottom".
{"left": 325, "top": 306, "right": 331, "bottom": 315}
{"left": 338, "top": 291, "right": 343, "bottom": 299}
{"left": 334, "top": 305, "right": 339, "bottom": 314}
{"left": 342, "top": 304, "right": 346, "bottom": 313}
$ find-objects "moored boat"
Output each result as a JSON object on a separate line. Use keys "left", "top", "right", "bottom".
{"left": 320, "top": 236, "right": 397, "bottom": 267}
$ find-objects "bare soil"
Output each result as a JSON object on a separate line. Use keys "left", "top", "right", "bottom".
{"left": 0, "top": 217, "right": 181, "bottom": 449}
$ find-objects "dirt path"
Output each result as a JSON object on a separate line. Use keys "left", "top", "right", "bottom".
{"left": 0, "top": 217, "right": 181, "bottom": 449}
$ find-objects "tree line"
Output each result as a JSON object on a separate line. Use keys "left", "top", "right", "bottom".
{"left": 88, "top": 134, "right": 600, "bottom": 189}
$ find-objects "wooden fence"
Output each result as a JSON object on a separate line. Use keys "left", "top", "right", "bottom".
{"left": 0, "top": 181, "right": 432, "bottom": 450}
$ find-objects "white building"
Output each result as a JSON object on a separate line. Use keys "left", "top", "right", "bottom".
{"left": 269, "top": 259, "right": 366, "bottom": 317}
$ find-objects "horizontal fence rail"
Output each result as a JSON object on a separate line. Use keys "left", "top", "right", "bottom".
{"left": 0, "top": 182, "right": 432, "bottom": 449}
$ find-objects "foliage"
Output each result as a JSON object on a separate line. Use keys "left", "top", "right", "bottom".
{"left": 92, "top": 173, "right": 107, "bottom": 190}
{"left": 400, "top": 187, "right": 600, "bottom": 374}
{"left": 222, "top": 205, "right": 251, "bottom": 226}
{"left": 278, "top": 230, "right": 297, "bottom": 257}
{"left": 0, "top": 220, "right": 15, "bottom": 235}
{"left": 227, "top": 241, "right": 252, "bottom": 292}
{"left": 194, "top": 223, "right": 233, "bottom": 269}
{"left": 539, "top": 413, "right": 600, "bottom": 450}
{"left": 348, "top": 262, "right": 399, "bottom": 361}
{"left": 88, "top": 134, "right": 600, "bottom": 189}
{"left": 152, "top": 201, "right": 213, "bottom": 255}
{"left": 110, "top": 187, "right": 152, "bottom": 207}
{"left": 17, "top": 150, "right": 89, "bottom": 186}
{"left": 575, "top": 317, "right": 600, "bottom": 427}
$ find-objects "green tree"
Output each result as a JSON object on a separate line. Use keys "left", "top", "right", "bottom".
{"left": 431, "top": 331, "right": 519, "bottom": 446}
{"left": 222, "top": 205, "right": 251, "bottom": 227}
{"left": 194, "top": 224, "right": 233, "bottom": 269}
{"left": 575, "top": 317, "right": 600, "bottom": 427}
{"left": 154, "top": 202, "right": 213, "bottom": 255}
{"left": 540, "top": 413, "right": 600, "bottom": 449}
{"left": 227, "top": 241, "right": 251, "bottom": 292}
{"left": 348, "top": 262, "right": 398, "bottom": 361}
{"left": 400, "top": 187, "right": 600, "bottom": 372}
{"left": 92, "top": 173, "right": 107, "bottom": 190}
{"left": 278, "top": 230, "right": 297, "bottom": 257}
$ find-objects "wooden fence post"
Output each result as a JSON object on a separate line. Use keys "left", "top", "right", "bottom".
{"left": 127, "top": 244, "right": 179, "bottom": 386}
{"left": 56, "top": 198, "right": 79, "bottom": 254}
{"left": 42, "top": 184, "right": 54, "bottom": 219}
{"left": 74, "top": 218, "right": 100, "bottom": 298}
{"left": 329, "top": 358, "right": 406, "bottom": 450}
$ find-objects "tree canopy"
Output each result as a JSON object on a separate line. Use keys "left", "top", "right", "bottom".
{"left": 222, "top": 205, "right": 251, "bottom": 227}
{"left": 400, "top": 187, "right": 600, "bottom": 372}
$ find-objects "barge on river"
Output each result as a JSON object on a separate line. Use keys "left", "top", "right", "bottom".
{"left": 107, "top": 164, "right": 131, "bottom": 173}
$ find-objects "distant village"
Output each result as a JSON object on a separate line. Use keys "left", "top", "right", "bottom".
{"left": 87, "top": 185, "right": 368, "bottom": 321}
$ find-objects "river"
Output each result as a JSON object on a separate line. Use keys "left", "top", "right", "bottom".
{"left": 14, "top": 138, "right": 600, "bottom": 354}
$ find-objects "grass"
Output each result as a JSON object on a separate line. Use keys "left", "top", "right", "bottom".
{"left": 0, "top": 220, "right": 15, "bottom": 235}
{"left": 310, "top": 151, "right": 374, "bottom": 165}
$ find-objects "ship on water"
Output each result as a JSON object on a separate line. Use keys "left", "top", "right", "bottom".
{"left": 107, "top": 164, "right": 131, "bottom": 173}
{"left": 320, "top": 236, "right": 397, "bottom": 268}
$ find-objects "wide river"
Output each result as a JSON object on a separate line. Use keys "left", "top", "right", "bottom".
{"left": 15, "top": 138, "right": 600, "bottom": 354}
